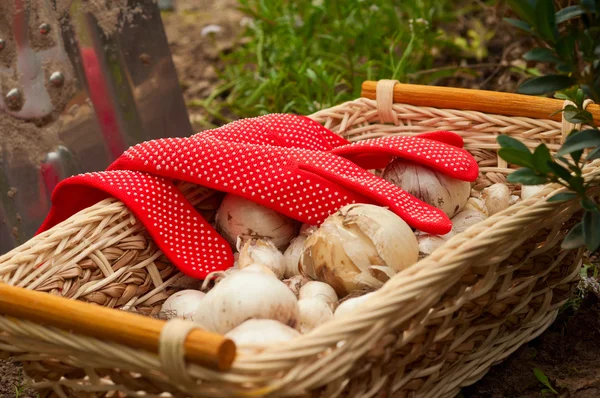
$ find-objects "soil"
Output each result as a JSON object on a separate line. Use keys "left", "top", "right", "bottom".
{"left": 160, "top": 0, "right": 244, "bottom": 129}
{"left": 463, "top": 295, "right": 600, "bottom": 398}
{"left": 0, "top": 359, "right": 36, "bottom": 398}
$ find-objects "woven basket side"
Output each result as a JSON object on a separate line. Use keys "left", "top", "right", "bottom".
{"left": 0, "top": 96, "right": 598, "bottom": 398}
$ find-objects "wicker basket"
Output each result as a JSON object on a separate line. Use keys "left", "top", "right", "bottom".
{"left": 1, "top": 80, "right": 600, "bottom": 398}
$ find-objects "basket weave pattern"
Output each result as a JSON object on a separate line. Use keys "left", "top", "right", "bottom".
{"left": 1, "top": 90, "right": 599, "bottom": 397}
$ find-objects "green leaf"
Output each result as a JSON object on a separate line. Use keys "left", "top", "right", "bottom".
{"left": 555, "top": 5, "right": 586, "bottom": 24}
{"left": 554, "top": 93, "right": 572, "bottom": 101}
{"left": 497, "top": 135, "right": 531, "bottom": 153}
{"left": 571, "top": 149, "right": 583, "bottom": 163}
{"left": 587, "top": 146, "right": 600, "bottom": 160}
{"left": 498, "top": 148, "right": 535, "bottom": 168}
{"left": 556, "top": 63, "right": 573, "bottom": 73}
{"left": 504, "top": 17, "right": 532, "bottom": 32}
{"left": 523, "top": 47, "right": 559, "bottom": 63}
{"left": 555, "top": 34, "right": 576, "bottom": 61}
{"left": 562, "top": 222, "right": 585, "bottom": 249}
{"left": 533, "top": 368, "right": 558, "bottom": 394}
{"left": 563, "top": 108, "right": 594, "bottom": 124}
{"left": 305, "top": 68, "right": 318, "bottom": 81}
{"left": 533, "top": 144, "right": 552, "bottom": 173}
{"left": 582, "top": 198, "right": 599, "bottom": 212}
{"left": 575, "top": 89, "right": 586, "bottom": 108}
{"left": 507, "top": 0, "right": 536, "bottom": 25}
{"left": 547, "top": 192, "right": 579, "bottom": 202}
{"left": 571, "top": 176, "right": 586, "bottom": 193}
{"left": 583, "top": 211, "right": 600, "bottom": 252}
{"left": 557, "top": 129, "right": 600, "bottom": 156}
{"left": 507, "top": 168, "right": 549, "bottom": 185}
{"left": 581, "top": 0, "right": 596, "bottom": 12}
{"left": 517, "top": 75, "right": 576, "bottom": 96}
{"left": 548, "top": 162, "right": 573, "bottom": 182}
{"left": 535, "top": 0, "right": 558, "bottom": 43}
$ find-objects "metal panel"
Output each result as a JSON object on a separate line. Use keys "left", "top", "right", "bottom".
{"left": 0, "top": 0, "right": 193, "bottom": 253}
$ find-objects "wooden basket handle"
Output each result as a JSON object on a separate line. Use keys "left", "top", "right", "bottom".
{"left": 360, "top": 80, "right": 600, "bottom": 123}
{"left": 0, "top": 283, "right": 235, "bottom": 370}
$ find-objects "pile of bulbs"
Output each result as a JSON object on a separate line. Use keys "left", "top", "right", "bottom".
{"left": 161, "top": 158, "right": 542, "bottom": 353}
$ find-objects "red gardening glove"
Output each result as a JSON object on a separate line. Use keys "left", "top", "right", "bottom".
{"left": 37, "top": 114, "right": 477, "bottom": 279}
{"left": 36, "top": 170, "right": 234, "bottom": 278}
{"left": 108, "top": 135, "right": 450, "bottom": 230}
{"left": 197, "top": 114, "right": 476, "bottom": 181}
{"left": 194, "top": 114, "right": 349, "bottom": 150}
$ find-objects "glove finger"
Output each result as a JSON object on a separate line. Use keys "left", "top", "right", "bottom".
{"left": 415, "top": 130, "right": 464, "bottom": 148}
{"left": 196, "top": 114, "right": 349, "bottom": 151}
{"left": 296, "top": 155, "right": 452, "bottom": 234}
{"left": 330, "top": 135, "right": 479, "bottom": 181}
{"left": 36, "top": 170, "right": 234, "bottom": 279}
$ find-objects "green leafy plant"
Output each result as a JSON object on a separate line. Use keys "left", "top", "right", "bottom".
{"left": 199, "top": 0, "right": 459, "bottom": 120}
{"left": 533, "top": 368, "right": 559, "bottom": 395}
{"left": 499, "top": 0, "right": 600, "bottom": 253}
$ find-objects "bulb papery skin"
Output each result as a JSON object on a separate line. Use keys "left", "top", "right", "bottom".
{"left": 298, "top": 298, "right": 334, "bottom": 333}
{"left": 225, "top": 319, "right": 301, "bottom": 353}
{"left": 161, "top": 290, "right": 206, "bottom": 320}
{"left": 215, "top": 193, "right": 298, "bottom": 250}
{"left": 416, "top": 234, "right": 447, "bottom": 259}
{"left": 334, "top": 292, "right": 375, "bottom": 319}
{"left": 300, "top": 204, "right": 418, "bottom": 297}
{"left": 283, "top": 235, "right": 307, "bottom": 278}
{"left": 383, "top": 159, "right": 471, "bottom": 218}
{"left": 193, "top": 268, "right": 299, "bottom": 334}
{"left": 415, "top": 202, "right": 489, "bottom": 258}
{"left": 300, "top": 223, "right": 318, "bottom": 236}
{"left": 449, "top": 209, "right": 488, "bottom": 235}
{"left": 238, "top": 239, "right": 286, "bottom": 279}
{"left": 299, "top": 281, "right": 338, "bottom": 309}
{"left": 283, "top": 274, "right": 310, "bottom": 298}
{"left": 463, "top": 197, "right": 489, "bottom": 217}
{"left": 521, "top": 184, "right": 546, "bottom": 200}
{"left": 240, "top": 263, "right": 278, "bottom": 277}
{"left": 481, "top": 183, "right": 510, "bottom": 216}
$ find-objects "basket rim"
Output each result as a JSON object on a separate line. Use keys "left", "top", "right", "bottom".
{"left": 359, "top": 80, "right": 600, "bottom": 124}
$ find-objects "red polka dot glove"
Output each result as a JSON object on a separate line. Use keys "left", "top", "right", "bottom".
{"left": 195, "top": 114, "right": 476, "bottom": 181}
{"left": 107, "top": 135, "right": 452, "bottom": 232}
{"left": 36, "top": 114, "right": 478, "bottom": 279}
{"left": 36, "top": 171, "right": 235, "bottom": 277}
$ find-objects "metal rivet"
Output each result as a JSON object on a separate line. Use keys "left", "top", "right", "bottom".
{"left": 49, "top": 71, "right": 64, "bottom": 87}
{"left": 139, "top": 53, "right": 151, "bottom": 64}
{"left": 6, "top": 89, "right": 23, "bottom": 110}
{"left": 0, "top": 39, "right": 5, "bottom": 50}
{"left": 39, "top": 23, "right": 51, "bottom": 35}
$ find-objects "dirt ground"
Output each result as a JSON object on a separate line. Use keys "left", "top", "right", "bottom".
{"left": 0, "top": 358, "right": 34, "bottom": 398}
{"left": 2, "top": 1, "right": 600, "bottom": 397}
{"left": 463, "top": 294, "right": 600, "bottom": 398}
{"left": 160, "top": 0, "right": 244, "bottom": 129}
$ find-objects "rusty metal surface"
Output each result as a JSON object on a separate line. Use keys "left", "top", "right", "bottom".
{"left": 0, "top": 0, "right": 193, "bottom": 253}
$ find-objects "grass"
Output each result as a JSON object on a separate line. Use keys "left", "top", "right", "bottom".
{"left": 193, "top": 0, "right": 500, "bottom": 123}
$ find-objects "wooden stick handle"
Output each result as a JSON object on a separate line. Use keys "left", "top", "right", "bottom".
{"left": 0, "top": 283, "right": 235, "bottom": 370}
{"left": 360, "top": 80, "right": 600, "bottom": 123}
